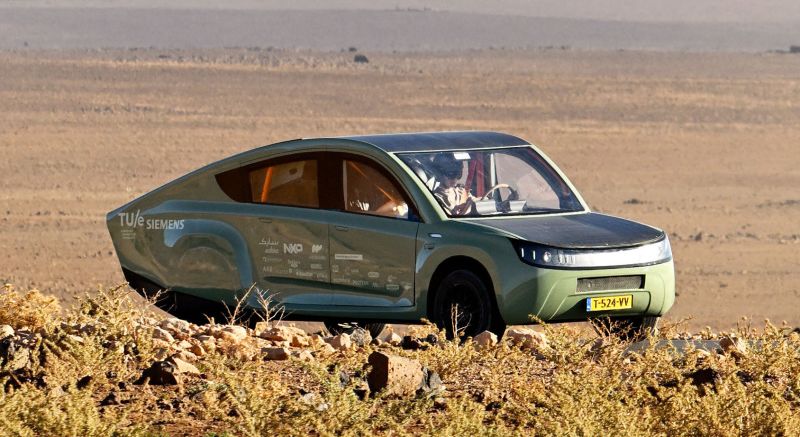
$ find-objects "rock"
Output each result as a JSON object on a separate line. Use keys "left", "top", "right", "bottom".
{"left": 473, "top": 331, "right": 498, "bottom": 349}
{"left": 262, "top": 347, "right": 290, "bottom": 361}
{"left": 382, "top": 332, "right": 403, "bottom": 346}
{"left": 253, "top": 321, "right": 271, "bottom": 337}
{"left": 213, "top": 325, "right": 248, "bottom": 344}
{"left": 260, "top": 325, "right": 307, "bottom": 344}
{"left": 160, "top": 318, "right": 191, "bottom": 334}
{"left": 319, "top": 343, "right": 337, "bottom": 355}
{"left": 326, "top": 334, "right": 352, "bottom": 351}
{"left": 151, "top": 327, "right": 175, "bottom": 343}
{"left": 290, "top": 335, "right": 310, "bottom": 348}
{"left": 719, "top": 336, "right": 748, "bottom": 357}
{"left": 354, "top": 54, "right": 369, "bottom": 63}
{"left": 367, "top": 351, "right": 424, "bottom": 397}
{"left": 350, "top": 328, "right": 372, "bottom": 348}
{"left": 420, "top": 367, "right": 445, "bottom": 395}
{"left": 153, "top": 348, "right": 170, "bottom": 361}
{"left": 400, "top": 336, "right": 426, "bottom": 351}
{"left": 167, "top": 356, "right": 200, "bottom": 375}
{"left": 0, "top": 338, "right": 30, "bottom": 371}
{"left": 172, "top": 350, "right": 199, "bottom": 363}
{"left": 0, "top": 325, "right": 14, "bottom": 340}
{"left": 506, "top": 328, "right": 548, "bottom": 351}
{"left": 189, "top": 343, "right": 206, "bottom": 357}
{"left": 195, "top": 335, "right": 216, "bottom": 352}
{"left": 291, "top": 350, "right": 314, "bottom": 362}
{"left": 135, "top": 361, "right": 179, "bottom": 385}
{"left": 176, "top": 340, "right": 193, "bottom": 350}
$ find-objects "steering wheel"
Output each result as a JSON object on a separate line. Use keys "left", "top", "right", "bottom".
{"left": 479, "top": 183, "right": 517, "bottom": 201}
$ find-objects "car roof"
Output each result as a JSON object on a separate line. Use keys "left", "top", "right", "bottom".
{"left": 332, "top": 131, "right": 530, "bottom": 153}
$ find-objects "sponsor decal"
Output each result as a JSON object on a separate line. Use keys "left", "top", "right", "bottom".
{"left": 352, "top": 279, "right": 370, "bottom": 287}
{"left": 295, "top": 270, "right": 314, "bottom": 278}
{"left": 119, "top": 209, "right": 184, "bottom": 230}
{"left": 335, "top": 253, "right": 363, "bottom": 261}
{"left": 386, "top": 284, "right": 400, "bottom": 292}
{"left": 367, "top": 271, "right": 380, "bottom": 279}
{"left": 284, "top": 243, "right": 303, "bottom": 254}
{"left": 259, "top": 238, "right": 279, "bottom": 246}
{"left": 312, "top": 244, "right": 323, "bottom": 254}
{"left": 310, "top": 263, "right": 323, "bottom": 270}
{"left": 332, "top": 265, "right": 340, "bottom": 273}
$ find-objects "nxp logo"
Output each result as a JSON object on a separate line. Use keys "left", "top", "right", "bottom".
{"left": 284, "top": 243, "right": 303, "bottom": 255}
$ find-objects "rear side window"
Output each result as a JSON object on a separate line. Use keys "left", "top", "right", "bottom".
{"left": 249, "top": 160, "right": 318, "bottom": 207}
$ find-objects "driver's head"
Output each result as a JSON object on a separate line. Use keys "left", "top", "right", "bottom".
{"left": 432, "top": 153, "right": 463, "bottom": 182}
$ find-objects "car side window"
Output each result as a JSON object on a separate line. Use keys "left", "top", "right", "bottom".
{"left": 342, "top": 159, "right": 410, "bottom": 219}
{"left": 249, "top": 159, "right": 319, "bottom": 208}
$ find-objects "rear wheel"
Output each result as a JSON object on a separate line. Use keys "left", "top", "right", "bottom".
{"left": 432, "top": 270, "right": 505, "bottom": 340}
{"left": 324, "top": 321, "right": 386, "bottom": 339}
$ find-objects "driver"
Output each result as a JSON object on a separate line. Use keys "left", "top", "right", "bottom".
{"left": 432, "top": 153, "right": 478, "bottom": 216}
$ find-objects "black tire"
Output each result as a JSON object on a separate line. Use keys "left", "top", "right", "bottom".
{"left": 324, "top": 321, "right": 386, "bottom": 339}
{"left": 594, "top": 316, "right": 659, "bottom": 341}
{"left": 432, "top": 269, "right": 505, "bottom": 340}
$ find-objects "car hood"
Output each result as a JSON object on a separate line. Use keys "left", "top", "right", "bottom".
{"left": 462, "top": 212, "right": 665, "bottom": 249}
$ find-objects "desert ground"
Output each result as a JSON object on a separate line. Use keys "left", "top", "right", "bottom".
{"left": 1, "top": 48, "right": 799, "bottom": 330}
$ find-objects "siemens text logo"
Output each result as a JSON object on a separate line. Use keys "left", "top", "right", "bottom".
{"left": 119, "top": 210, "right": 184, "bottom": 230}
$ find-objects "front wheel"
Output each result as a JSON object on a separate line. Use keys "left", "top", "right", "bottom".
{"left": 432, "top": 270, "right": 505, "bottom": 340}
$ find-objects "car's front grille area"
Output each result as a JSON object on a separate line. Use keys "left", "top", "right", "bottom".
{"left": 576, "top": 275, "right": 644, "bottom": 293}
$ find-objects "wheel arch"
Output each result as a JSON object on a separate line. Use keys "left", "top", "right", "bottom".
{"left": 425, "top": 256, "right": 503, "bottom": 324}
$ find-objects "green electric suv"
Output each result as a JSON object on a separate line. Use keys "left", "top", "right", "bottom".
{"left": 108, "top": 131, "right": 675, "bottom": 338}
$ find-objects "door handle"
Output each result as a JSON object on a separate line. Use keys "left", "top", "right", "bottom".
{"left": 258, "top": 218, "right": 272, "bottom": 223}
{"left": 335, "top": 225, "right": 349, "bottom": 232}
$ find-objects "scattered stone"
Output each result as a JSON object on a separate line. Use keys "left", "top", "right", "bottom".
{"left": 400, "top": 335, "right": 426, "bottom": 351}
{"left": 160, "top": 318, "right": 191, "bottom": 334}
{"left": 0, "top": 325, "right": 14, "bottom": 340}
{"left": 291, "top": 350, "right": 314, "bottom": 362}
{"left": 473, "top": 331, "right": 498, "bottom": 349}
{"left": 0, "top": 338, "right": 30, "bottom": 371}
{"left": 262, "top": 347, "right": 290, "bottom": 361}
{"left": 172, "top": 350, "right": 199, "bottom": 363}
{"left": 719, "top": 335, "right": 748, "bottom": 358}
{"left": 135, "top": 361, "right": 179, "bottom": 385}
{"left": 189, "top": 343, "right": 206, "bottom": 357}
{"left": 153, "top": 348, "right": 170, "bottom": 361}
{"left": 382, "top": 332, "right": 403, "bottom": 346}
{"left": 176, "top": 340, "right": 193, "bottom": 350}
{"left": 419, "top": 367, "right": 445, "bottom": 395}
{"left": 354, "top": 54, "right": 369, "bottom": 63}
{"left": 349, "top": 328, "right": 372, "bottom": 348}
{"left": 151, "top": 327, "right": 175, "bottom": 343}
{"left": 325, "top": 334, "right": 352, "bottom": 351}
{"left": 506, "top": 328, "right": 548, "bottom": 351}
{"left": 367, "top": 351, "right": 424, "bottom": 397}
{"left": 167, "top": 356, "right": 200, "bottom": 375}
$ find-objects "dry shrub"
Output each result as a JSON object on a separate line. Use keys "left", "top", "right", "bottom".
{"left": 0, "top": 284, "right": 60, "bottom": 331}
{"left": 1, "top": 285, "right": 800, "bottom": 435}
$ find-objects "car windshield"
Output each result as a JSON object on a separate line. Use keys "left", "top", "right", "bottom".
{"left": 398, "top": 147, "right": 584, "bottom": 217}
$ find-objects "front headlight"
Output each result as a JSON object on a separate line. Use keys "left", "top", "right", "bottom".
{"left": 512, "top": 236, "right": 672, "bottom": 269}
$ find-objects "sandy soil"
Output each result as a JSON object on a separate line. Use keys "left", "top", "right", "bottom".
{"left": 1, "top": 48, "right": 798, "bottom": 330}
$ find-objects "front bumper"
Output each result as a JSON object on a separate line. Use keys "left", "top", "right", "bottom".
{"left": 497, "top": 260, "right": 675, "bottom": 325}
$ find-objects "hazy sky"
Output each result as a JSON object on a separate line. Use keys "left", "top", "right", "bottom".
{"left": 2, "top": 0, "right": 800, "bottom": 23}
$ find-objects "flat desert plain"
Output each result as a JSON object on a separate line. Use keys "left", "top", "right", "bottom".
{"left": 1, "top": 48, "right": 798, "bottom": 330}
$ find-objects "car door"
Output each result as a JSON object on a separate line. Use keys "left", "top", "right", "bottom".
{"left": 327, "top": 154, "right": 420, "bottom": 307}
{"left": 232, "top": 153, "right": 334, "bottom": 306}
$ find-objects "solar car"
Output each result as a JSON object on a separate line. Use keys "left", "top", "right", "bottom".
{"left": 108, "top": 131, "right": 674, "bottom": 339}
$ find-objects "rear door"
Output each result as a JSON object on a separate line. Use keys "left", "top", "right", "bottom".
{"left": 231, "top": 153, "right": 334, "bottom": 306}
{"left": 327, "top": 154, "right": 420, "bottom": 307}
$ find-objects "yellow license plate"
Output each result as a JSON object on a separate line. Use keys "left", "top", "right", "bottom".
{"left": 586, "top": 295, "right": 633, "bottom": 312}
